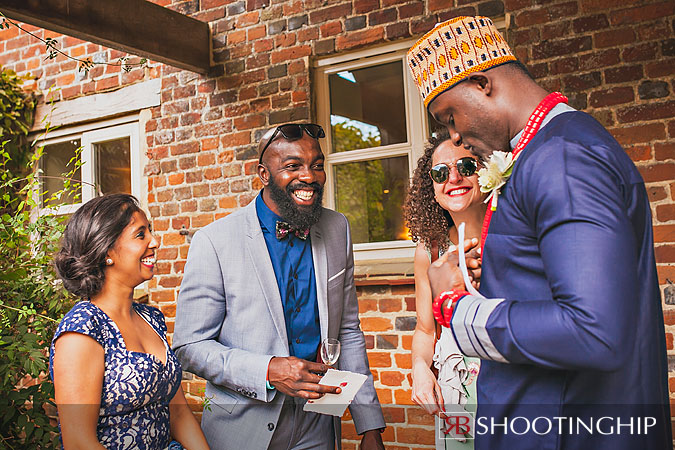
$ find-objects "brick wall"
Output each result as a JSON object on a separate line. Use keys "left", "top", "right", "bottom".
{"left": 1, "top": 0, "right": 674, "bottom": 447}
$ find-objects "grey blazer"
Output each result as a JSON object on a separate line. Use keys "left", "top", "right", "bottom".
{"left": 172, "top": 200, "right": 385, "bottom": 450}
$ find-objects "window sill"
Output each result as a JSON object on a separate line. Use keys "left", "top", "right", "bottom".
{"left": 354, "top": 257, "right": 414, "bottom": 286}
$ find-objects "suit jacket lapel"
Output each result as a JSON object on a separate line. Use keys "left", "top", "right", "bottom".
{"left": 311, "top": 223, "right": 329, "bottom": 341}
{"left": 244, "top": 202, "right": 290, "bottom": 354}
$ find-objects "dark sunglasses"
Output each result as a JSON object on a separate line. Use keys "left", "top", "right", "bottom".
{"left": 429, "top": 157, "right": 480, "bottom": 183}
{"left": 259, "top": 123, "right": 326, "bottom": 161}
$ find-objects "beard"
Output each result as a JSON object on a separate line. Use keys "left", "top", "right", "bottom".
{"left": 266, "top": 177, "right": 324, "bottom": 229}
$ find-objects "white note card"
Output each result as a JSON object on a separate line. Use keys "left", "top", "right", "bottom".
{"left": 303, "top": 369, "right": 367, "bottom": 416}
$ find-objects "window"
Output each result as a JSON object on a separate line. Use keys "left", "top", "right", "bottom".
{"left": 314, "top": 41, "right": 431, "bottom": 260}
{"left": 36, "top": 119, "right": 141, "bottom": 215}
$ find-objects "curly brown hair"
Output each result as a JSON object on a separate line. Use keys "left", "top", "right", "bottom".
{"left": 403, "top": 130, "right": 455, "bottom": 251}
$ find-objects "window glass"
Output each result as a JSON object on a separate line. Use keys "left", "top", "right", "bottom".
{"left": 334, "top": 156, "right": 409, "bottom": 243}
{"left": 95, "top": 137, "right": 131, "bottom": 195}
{"left": 329, "top": 61, "right": 407, "bottom": 153}
{"left": 41, "top": 139, "right": 81, "bottom": 205}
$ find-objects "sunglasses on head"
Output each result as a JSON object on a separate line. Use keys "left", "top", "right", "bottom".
{"left": 429, "top": 157, "right": 480, "bottom": 183}
{"left": 259, "top": 123, "right": 326, "bottom": 161}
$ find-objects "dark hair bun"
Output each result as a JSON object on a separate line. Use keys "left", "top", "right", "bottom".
{"left": 54, "top": 253, "right": 104, "bottom": 299}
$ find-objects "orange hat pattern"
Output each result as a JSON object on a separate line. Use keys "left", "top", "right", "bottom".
{"left": 407, "top": 16, "right": 516, "bottom": 108}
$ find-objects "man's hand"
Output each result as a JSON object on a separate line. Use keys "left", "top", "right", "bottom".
{"left": 267, "top": 356, "right": 341, "bottom": 399}
{"left": 360, "top": 429, "right": 385, "bottom": 450}
{"left": 427, "top": 238, "right": 480, "bottom": 298}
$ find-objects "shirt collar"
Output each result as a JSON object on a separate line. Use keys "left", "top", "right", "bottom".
{"left": 255, "top": 191, "right": 282, "bottom": 233}
{"left": 509, "top": 102, "right": 576, "bottom": 150}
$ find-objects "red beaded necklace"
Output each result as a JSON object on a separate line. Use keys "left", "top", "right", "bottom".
{"left": 479, "top": 92, "right": 569, "bottom": 253}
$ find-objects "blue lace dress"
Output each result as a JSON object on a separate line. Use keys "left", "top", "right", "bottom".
{"left": 49, "top": 301, "right": 182, "bottom": 450}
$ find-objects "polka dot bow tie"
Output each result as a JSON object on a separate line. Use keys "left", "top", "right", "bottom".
{"left": 275, "top": 221, "right": 310, "bottom": 241}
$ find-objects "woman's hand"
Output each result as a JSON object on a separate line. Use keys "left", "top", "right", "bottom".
{"left": 411, "top": 363, "right": 444, "bottom": 416}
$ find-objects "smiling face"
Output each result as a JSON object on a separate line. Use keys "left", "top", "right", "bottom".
{"left": 428, "top": 76, "right": 511, "bottom": 162}
{"left": 430, "top": 140, "right": 485, "bottom": 213}
{"left": 258, "top": 133, "right": 326, "bottom": 228}
{"left": 105, "top": 211, "right": 158, "bottom": 289}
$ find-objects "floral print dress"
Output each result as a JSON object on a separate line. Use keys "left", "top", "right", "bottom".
{"left": 49, "top": 301, "right": 182, "bottom": 450}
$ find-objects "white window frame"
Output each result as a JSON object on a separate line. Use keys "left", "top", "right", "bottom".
{"left": 314, "top": 40, "right": 431, "bottom": 261}
{"left": 34, "top": 115, "right": 141, "bottom": 216}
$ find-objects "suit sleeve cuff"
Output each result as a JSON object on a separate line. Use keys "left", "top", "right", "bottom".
{"left": 450, "top": 295, "right": 509, "bottom": 363}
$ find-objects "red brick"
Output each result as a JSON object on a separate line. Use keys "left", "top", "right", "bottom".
{"left": 367, "top": 352, "right": 392, "bottom": 367}
{"left": 594, "top": 28, "right": 636, "bottom": 48}
{"left": 401, "top": 335, "right": 412, "bottom": 350}
{"left": 623, "top": 42, "right": 659, "bottom": 62}
{"left": 656, "top": 204, "right": 675, "bottom": 222}
{"left": 605, "top": 64, "right": 643, "bottom": 84}
{"left": 646, "top": 58, "right": 675, "bottom": 78}
{"left": 152, "top": 289, "right": 175, "bottom": 303}
{"left": 625, "top": 145, "right": 652, "bottom": 162}
{"left": 393, "top": 389, "right": 416, "bottom": 406}
{"left": 578, "top": 49, "right": 620, "bottom": 71}
{"left": 354, "top": 0, "right": 379, "bottom": 13}
{"left": 380, "top": 371, "right": 405, "bottom": 386}
{"left": 609, "top": 2, "right": 675, "bottom": 26}
{"left": 233, "top": 114, "right": 265, "bottom": 130}
{"left": 379, "top": 298, "right": 402, "bottom": 312}
{"left": 359, "top": 298, "right": 377, "bottom": 313}
{"left": 204, "top": 167, "right": 222, "bottom": 180}
{"left": 336, "top": 27, "right": 384, "bottom": 51}
{"left": 581, "top": 0, "right": 632, "bottom": 11}
{"left": 407, "top": 406, "right": 436, "bottom": 426}
{"left": 573, "top": 14, "right": 609, "bottom": 33}
{"left": 392, "top": 284, "right": 415, "bottom": 295}
{"left": 656, "top": 245, "right": 674, "bottom": 267}
{"left": 236, "top": 11, "right": 260, "bottom": 27}
{"left": 667, "top": 332, "right": 674, "bottom": 350}
{"left": 609, "top": 123, "right": 665, "bottom": 147}
{"left": 655, "top": 143, "right": 675, "bottom": 161}
{"left": 654, "top": 224, "right": 675, "bottom": 243}
{"left": 270, "top": 45, "right": 312, "bottom": 64}
{"left": 515, "top": 8, "right": 549, "bottom": 27}
{"left": 394, "top": 353, "right": 412, "bottom": 369}
{"left": 168, "top": 173, "right": 185, "bottom": 185}
{"left": 657, "top": 264, "right": 675, "bottom": 284}
{"left": 399, "top": 2, "right": 423, "bottom": 19}
{"left": 618, "top": 101, "right": 675, "bottom": 123}
{"left": 589, "top": 87, "right": 634, "bottom": 108}
{"left": 648, "top": 186, "right": 667, "bottom": 202}
{"left": 361, "top": 317, "right": 393, "bottom": 331}
{"left": 309, "top": 3, "right": 352, "bottom": 24}
{"left": 664, "top": 308, "right": 675, "bottom": 326}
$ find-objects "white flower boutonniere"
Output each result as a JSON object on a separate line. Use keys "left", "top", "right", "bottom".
{"left": 477, "top": 151, "right": 516, "bottom": 211}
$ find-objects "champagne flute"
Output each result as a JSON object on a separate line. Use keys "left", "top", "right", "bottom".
{"left": 320, "top": 338, "right": 340, "bottom": 366}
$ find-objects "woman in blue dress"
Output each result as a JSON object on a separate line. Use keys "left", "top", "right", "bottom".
{"left": 50, "top": 194, "right": 209, "bottom": 450}
{"left": 404, "top": 132, "right": 486, "bottom": 449}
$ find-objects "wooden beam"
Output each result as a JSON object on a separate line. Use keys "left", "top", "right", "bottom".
{"left": 0, "top": 0, "right": 213, "bottom": 74}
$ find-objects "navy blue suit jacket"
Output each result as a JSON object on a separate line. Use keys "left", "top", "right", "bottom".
{"left": 450, "top": 111, "right": 671, "bottom": 449}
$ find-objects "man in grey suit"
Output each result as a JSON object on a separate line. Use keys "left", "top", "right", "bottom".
{"left": 173, "top": 123, "right": 386, "bottom": 450}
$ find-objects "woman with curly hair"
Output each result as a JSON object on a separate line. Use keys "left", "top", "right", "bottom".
{"left": 403, "top": 130, "right": 487, "bottom": 448}
{"left": 50, "top": 194, "right": 209, "bottom": 450}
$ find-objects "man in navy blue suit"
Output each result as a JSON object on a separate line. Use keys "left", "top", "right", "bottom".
{"left": 407, "top": 16, "right": 671, "bottom": 449}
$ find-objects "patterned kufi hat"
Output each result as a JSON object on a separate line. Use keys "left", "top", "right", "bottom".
{"left": 407, "top": 16, "right": 516, "bottom": 108}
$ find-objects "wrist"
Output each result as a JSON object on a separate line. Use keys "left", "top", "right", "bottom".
{"left": 432, "top": 290, "right": 469, "bottom": 327}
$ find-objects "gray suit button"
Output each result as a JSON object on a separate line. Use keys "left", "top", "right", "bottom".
{"left": 268, "top": 422, "right": 275, "bottom": 431}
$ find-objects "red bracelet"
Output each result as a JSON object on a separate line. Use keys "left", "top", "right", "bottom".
{"left": 432, "top": 290, "right": 469, "bottom": 328}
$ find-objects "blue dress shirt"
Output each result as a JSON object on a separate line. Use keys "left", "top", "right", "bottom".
{"left": 255, "top": 194, "right": 321, "bottom": 362}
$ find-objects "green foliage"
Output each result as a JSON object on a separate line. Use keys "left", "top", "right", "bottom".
{"left": 331, "top": 121, "right": 380, "bottom": 153}
{"left": 0, "top": 68, "right": 77, "bottom": 449}
{"left": 0, "top": 68, "right": 36, "bottom": 188}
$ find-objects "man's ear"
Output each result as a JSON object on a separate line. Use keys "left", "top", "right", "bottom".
{"left": 467, "top": 72, "right": 492, "bottom": 95}
{"left": 257, "top": 163, "right": 270, "bottom": 186}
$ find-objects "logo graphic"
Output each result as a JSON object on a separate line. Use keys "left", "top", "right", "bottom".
{"left": 439, "top": 410, "right": 475, "bottom": 441}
